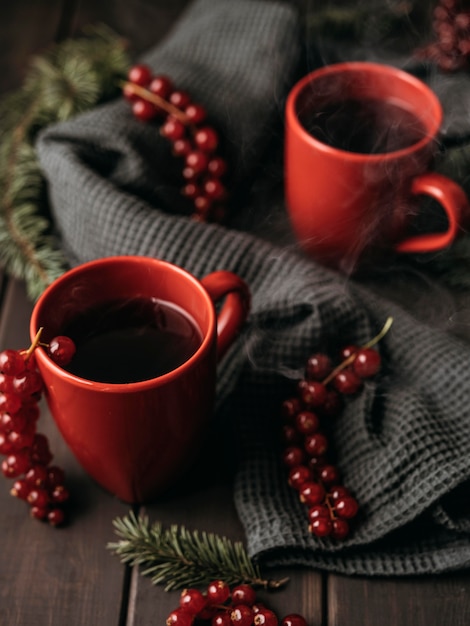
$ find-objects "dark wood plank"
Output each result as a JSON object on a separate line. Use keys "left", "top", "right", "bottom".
{"left": 329, "top": 573, "right": 470, "bottom": 626}
{"left": 0, "top": 0, "right": 65, "bottom": 94}
{"left": 0, "top": 279, "right": 130, "bottom": 625}
{"left": 125, "top": 430, "right": 324, "bottom": 625}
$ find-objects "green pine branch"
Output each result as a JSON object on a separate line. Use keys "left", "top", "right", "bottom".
{"left": 108, "top": 511, "right": 289, "bottom": 591}
{"left": 0, "top": 24, "right": 130, "bottom": 300}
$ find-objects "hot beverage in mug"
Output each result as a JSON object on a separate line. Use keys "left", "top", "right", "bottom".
{"left": 300, "top": 98, "right": 427, "bottom": 155}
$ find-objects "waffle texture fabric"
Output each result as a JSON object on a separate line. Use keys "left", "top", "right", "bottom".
{"left": 36, "top": 0, "right": 470, "bottom": 575}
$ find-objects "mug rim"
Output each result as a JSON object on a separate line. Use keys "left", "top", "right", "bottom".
{"left": 286, "top": 61, "right": 443, "bottom": 161}
{"left": 29, "top": 255, "right": 216, "bottom": 393}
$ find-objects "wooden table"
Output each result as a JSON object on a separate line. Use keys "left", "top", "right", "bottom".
{"left": 1, "top": 2, "right": 469, "bottom": 625}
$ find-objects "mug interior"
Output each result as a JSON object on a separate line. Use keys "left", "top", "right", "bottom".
{"left": 292, "top": 63, "right": 442, "bottom": 156}
{"left": 30, "top": 256, "right": 215, "bottom": 385}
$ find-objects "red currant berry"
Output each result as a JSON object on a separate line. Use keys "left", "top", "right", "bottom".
{"left": 30, "top": 434, "right": 52, "bottom": 465}
{"left": 352, "top": 348, "right": 381, "bottom": 378}
{"left": 307, "top": 455, "right": 327, "bottom": 473}
{"left": 0, "top": 410, "right": 27, "bottom": 433}
{"left": 299, "top": 481, "right": 326, "bottom": 506}
{"left": 309, "top": 517, "right": 333, "bottom": 537}
{"left": 333, "top": 369, "right": 363, "bottom": 395}
{"left": 0, "top": 349, "right": 25, "bottom": 376}
{"left": 329, "top": 485, "right": 350, "bottom": 499}
{"left": 231, "top": 584, "right": 257, "bottom": 606}
{"left": 128, "top": 64, "right": 152, "bottom": 86}
{"left": 194, "top": 127, "right": 219, "bottom": 152}
{"left": 132, "top": 99, "right": 157, "bottom": 121}
{"left": 194, "top": 195, "right": 212, "bottom": 214}
{"left": 298, "top": 380, "right": 327, "bottom": 408}
{"left": 185, "top": 103, "right": 207, "bottom": 124}
{"left": 340, "top": 345, "right": 358, "bottom": 360}
{"left": 254, "top": 608, "right": 278, "bottom": 626}
{"left": 212, "top": 613, "right": 232, "bottom": 626}
{"left": 30, "top": 505, "right": 48, "bottom": 521}
{"left": 204, "top": 178, "right": 226, "bottom": 201}
{"left": 50, "top": 484, "right": 70, "bottom": 504}
{"left": 321, "top": 389, "right": 343, "bottom": 417}
{"left": 2, "top": 451, "right": 31, "bottom": 477}
{"left": 167, "top": 608, "right": 195, "bottom": 626}
{"left": 25, "top": 464, "right": 48, "bottom": 487}
{"left": 288, "top": 465, "right": 313, "bottom": 489}
{"left": 10, "top": 478, "right": 30, "bottom": 500}
{"left": 169, "top": 90, "right": 191, "bottom": 109}
{"left": 161, "top": 117, "right": 186, "bottom": 141}
{"left": 47, "top": 336, "right": 76, "bottom": 367}
{"left": 46, "top": 465, "right": 65, "bottom": 488}
{"left": 48, "top": 508, "right": 66, "bottom": 526}
{"left": 334, "top": 496, "right": 359, "bottom": 519}
{"left": 305, "top": 353, "right": 332, "bottom": 381}
{"left": 281, "top": 615, "right": 308, "bottom": 626}
{"left": 206, "top": 580, "right": 231, "bottom": 604}
{"left": 319, "top": 464, "right": 340, "bottom": 485}
{"left": 173, "top": 139, "right": 193, "bottom": 157}
{"left": 8, "top": 425, "right": 36, "bottom": 450}
{"left": 294, "top": 410, "right": 319, "bottom": 435}
{"left": 182, "top": 182, "right": 200, "bottom": 199}
{"left": 0, "top": 392, "right": 22, "bottom": 414}
{"left": 331, "top": 518, "right": 350, "bottom": 540}
{"left": 27, "top": 488, "right": 50, "bottom": 509}
{"left": 179, "top": 588, "right": 207, "bottom": 615}
{"left": 149, "top": 75, "right": 173, "bottom": 98}
{"left": 230, "top": 605, "right": 254, "bottom": 626}
{"left": 0, "top": 432, "right": 14, "bottom": 455}
{"left": 252, "top": 604, "right": 266, "bottom": 615}
{"left": 281, "top": 397, "right": 301, "bottom": 421}
{"left": 281, "top": 424, "right": 301, "bottom": 445}
{"left": 208, "top": 157, "right": 228, "bottom": 177}
{"left": 282, "top": 446, "right": 305, "bottom": 468}
{"left": 12, "top": 370, "right": 43, "bottom": 397}
{"left": 307, "top": 504, "right": 330, "bottom": 522}
{"left": 185, "top": 150, "right": 209, "bottom": 175}
{"left": 304, "top": 432, "right": 328, "bottom": 457}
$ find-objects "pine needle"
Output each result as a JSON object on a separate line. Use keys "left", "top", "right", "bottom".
{"left": 0, "top": 24, "right": 130, "bottom": 300}
{"left": 108, "top": 511, "right": 289, "bottom": 591}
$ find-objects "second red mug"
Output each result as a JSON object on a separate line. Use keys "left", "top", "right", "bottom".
{"left": 285, "top": 62, "right": 469, "bottom": 270}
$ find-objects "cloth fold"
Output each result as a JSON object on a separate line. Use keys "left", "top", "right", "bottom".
{"left": 36, "top": 0, "right": 470, "bottom": 575}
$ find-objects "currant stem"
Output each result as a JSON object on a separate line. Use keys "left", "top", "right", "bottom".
{"left": 121, "top": 81, "right": 191, "bottom": 125}
{"left": 22, "top": 327, "right": 44, "bottom": 361}
{"left": 322, "top": 316, "right": 393, "bottom": 386}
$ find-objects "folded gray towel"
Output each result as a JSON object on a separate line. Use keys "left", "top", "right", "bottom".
{"left": 36, "top": 0, "right": 470, "bottom": 575}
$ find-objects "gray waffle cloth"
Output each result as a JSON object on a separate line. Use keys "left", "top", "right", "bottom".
{"left": 36, "top": 0, "right": 470, "bottom": 575}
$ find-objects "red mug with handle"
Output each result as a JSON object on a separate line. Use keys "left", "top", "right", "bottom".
{"left": 285, "top": 62, "right": 469, "bottom": 270}
{"left": 30, "top": 256, "right": 250, "bottom": 504}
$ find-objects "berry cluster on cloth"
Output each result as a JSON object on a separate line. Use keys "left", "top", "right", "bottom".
{"left": 36, "top": 0, "right": 470, "bottom": 575}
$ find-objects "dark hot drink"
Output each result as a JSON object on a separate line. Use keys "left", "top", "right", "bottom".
{"left": 62, "top": 296, "right": 202, "bottom": 383}
{"left": 299, "top": 98, "right": 427, "bottom": 154}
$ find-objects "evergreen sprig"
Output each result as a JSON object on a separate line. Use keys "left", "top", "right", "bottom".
{"left": 108, "top": 511, "right": 288, "bottom": 591}
{"left": 0, "top": 24, "right": 130, "bottom": 300}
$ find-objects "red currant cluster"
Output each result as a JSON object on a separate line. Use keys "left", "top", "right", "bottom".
{"left": 280, "top": 325, "right": 388, "bottom": 540}
{"left": 0, "top": 331, "right": 76, "bottom": 526}
{"left": 167, "top": 581, "right": 308, "bottom": 626}
{"left": 415, "top": 0, "right": 470, "bottom": 71}
{"left": 123, "top": 64, "right": 229, "bottom": 223}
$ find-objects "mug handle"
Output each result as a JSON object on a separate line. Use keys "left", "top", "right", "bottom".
{"left": 200, "top": 271, "right": 250, "bottom": 361}
{"left": 395, "top": 172, "right": 468, "bottom": 253}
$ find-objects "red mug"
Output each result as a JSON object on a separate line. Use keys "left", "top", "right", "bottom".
{"left": 29, "top": 256, "right": 250, "bottom": 504}
{"left": 285, "top": 62, "right": 469, "bottom": 270}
